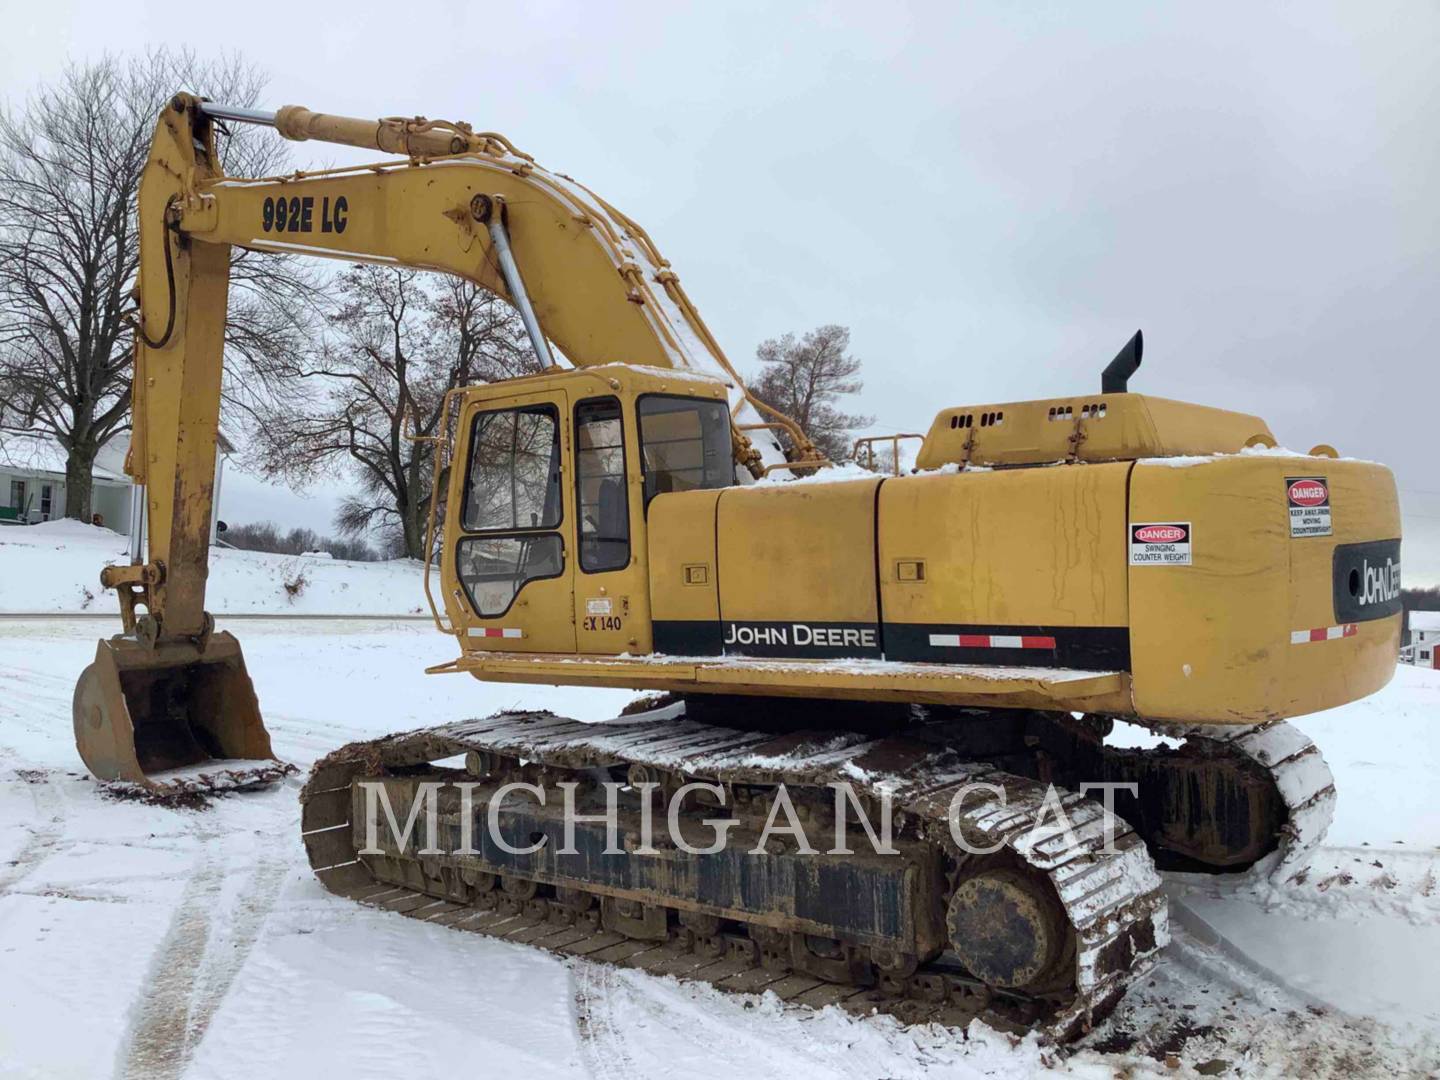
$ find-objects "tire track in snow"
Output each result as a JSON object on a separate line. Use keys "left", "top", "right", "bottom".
{"left": 115, "top": 830, "right": 286, "bottom": 1080}
{"left": 0, "top": 664, "right": 84, "bottom": 743}
{"left": 1163, "top": 903, "right": 1332, "bottom": 1012}
{"left": 571, "top": 960, "right": 640, "bottom": 1080}
{"left": 0, "top": 769, "right": 68, "bottom": 897}
{"left": 183, "top": 855, "right": 288, "bottom": 1052}
{"left": 115, "top": 832, "right": 224, "bottom": 1080}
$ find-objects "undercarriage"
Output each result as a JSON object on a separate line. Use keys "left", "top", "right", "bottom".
{"left": 299, "top": 699, "right": 1333, "bottom": 1040}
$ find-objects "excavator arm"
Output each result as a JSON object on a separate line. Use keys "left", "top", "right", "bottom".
{"left": 75, "top": 93, "right": 816, "bottom": 793}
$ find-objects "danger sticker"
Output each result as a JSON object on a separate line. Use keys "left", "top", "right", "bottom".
{"left": 1130, "top": 522, "right": 1192, "bottom": 566}
{"left": 1286, "top": 476, "right": 1332, "bottom": 538}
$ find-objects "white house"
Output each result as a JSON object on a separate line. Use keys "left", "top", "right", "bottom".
{"left": 1408, "top": 611, "right": 1440, "bottom": 667}
{"left": 0, "top": 428, "right": 231, "bottom": 541}
{"left": 0, "top": 429, "right": 134, "bottom": 529}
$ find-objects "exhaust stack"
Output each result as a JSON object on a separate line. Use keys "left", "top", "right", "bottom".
{"left": 1101, "top": 330, "right": 1143, "bottom": 393}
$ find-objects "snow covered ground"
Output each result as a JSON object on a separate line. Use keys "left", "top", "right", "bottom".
{"left": 0, "top": 521, "right": 426, "bottom": 616}
{"left": 1, "top": 532, "right": 1438, "bottom": 1077}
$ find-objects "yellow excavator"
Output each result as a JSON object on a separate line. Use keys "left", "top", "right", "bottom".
{"left": 74, "top": 94, "right": 1402, "bottom": 1036}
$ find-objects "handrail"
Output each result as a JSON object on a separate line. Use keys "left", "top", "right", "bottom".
{"left": 852, "top": 433, "right": 925, "bottom": 476}
{"left": 419, "top": 388, "right": 465, "bottom": 634}
{"left": 760, "top": 459, "right": 833, "bottom": 477}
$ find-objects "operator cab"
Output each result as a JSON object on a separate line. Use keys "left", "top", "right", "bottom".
{"left": 441, "top": 365, "right": 734, "bottom": 656}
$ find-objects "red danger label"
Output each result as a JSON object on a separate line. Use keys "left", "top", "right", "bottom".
{"left": 1287, "top": 479, "right": 1329, "bottom": 507}
{"left": 1134, "top": 524, "right": 1188, "bottom": 544}
{"left": 1130, "top": 522, "right": 1192, "bottom": 565}
{"left": 1286, "top": 475, "right": 1332, "bottom": 538}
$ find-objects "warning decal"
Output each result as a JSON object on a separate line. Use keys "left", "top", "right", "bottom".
{"left": 1130, "top": 522, "right": 1192, "bottom": 566}
{"left": 1286, "top": 476, "right": 1332, "bottom": 538}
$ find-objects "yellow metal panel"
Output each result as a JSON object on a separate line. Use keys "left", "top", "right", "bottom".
{"left": 129, "top": 103, "right": 234, "bottom": 637}
{"left": 1284, "top": 460, "right": 1401, "bottom": 714}
{"left": 459, "top": 653, "right": 1132, "bottom": 713}
{"left": 197, "top": 167, "right": 678, "bottom": 373}
{"left": 1129, "top": 459, "right": 1288, "bottom": 723}
{"left": 878, "top": 464, "right": 1130, "bottom": 628}
{"left": 647, "top": 489, "right": 722, "bottom": 624}
{"left": 915, "top": 394, "right": 1273, "bottom": 470}
{"left": 1135, "top": 397, "right": 1272, "bottom": 456}
{"left": 138, "top": 238, "right": 231, "bottom": 636}
{"left": 914, "top": 399, "right": 1080, "bottom": 470}
{"left": 715, "top": 478, "right": 882, "bottom": 623}
{"left": 1128, "top": 455, "right": 1399, "bottom": 723}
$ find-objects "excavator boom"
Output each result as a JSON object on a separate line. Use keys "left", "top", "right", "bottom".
{"left": 77, "top": 94, "right": 814, "bottom": 794}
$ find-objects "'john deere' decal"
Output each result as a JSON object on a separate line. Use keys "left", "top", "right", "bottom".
{"left": 721, "top": 621, "right": 882, "bottom": 659}
{"left": 1333, "top": 539, "right": 1401, "bottom": 622}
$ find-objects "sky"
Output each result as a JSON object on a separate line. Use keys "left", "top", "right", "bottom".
{"left": 3, "top": 1, "right": 1438, "bottom": 580}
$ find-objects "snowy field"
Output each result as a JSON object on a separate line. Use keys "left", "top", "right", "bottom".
{"left": 0, "top": 521, "right": 426, "bottom": 616}
{"left": 0, "top": 531, "right": 1438, "bottom": 1077}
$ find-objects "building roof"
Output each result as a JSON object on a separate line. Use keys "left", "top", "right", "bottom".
{"left": 1411, "top": 611, "right": 1440, "bottom": 633}
{"left": 0, "top": 429, "right": 129, "bottom": 483}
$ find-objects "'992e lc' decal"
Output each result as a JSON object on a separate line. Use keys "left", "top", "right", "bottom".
{"left": 262, "top": 195, "right": 348, "bottom": 234}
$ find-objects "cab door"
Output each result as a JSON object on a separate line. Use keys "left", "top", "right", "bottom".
{"left": 571, "top": 394, "right": 650, "bottom": 654}
{"left": 447, "top": 388, "right": 576, "bottom": 654}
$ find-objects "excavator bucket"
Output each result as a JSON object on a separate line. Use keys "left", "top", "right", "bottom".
{"left": 72, "top": 631, "right": 291, "bottom": 797}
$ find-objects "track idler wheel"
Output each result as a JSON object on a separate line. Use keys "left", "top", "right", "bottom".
{"left": 946, "top": 868, "right": 1067, "bottom": 990}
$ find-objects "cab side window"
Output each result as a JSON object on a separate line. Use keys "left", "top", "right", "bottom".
{"left": 575, "top": 398, "right": 630, "bottom": 572}
{"left": 637, "top": 395, "right": 733, "bottom": 508}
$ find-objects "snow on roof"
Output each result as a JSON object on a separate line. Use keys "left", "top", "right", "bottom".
{"left": 0, "top": 430, "right": 129, "bottom": 483}
{"left": 1410, "top": 611, "right": 1440, "bottom": 632}
{"left": 591, "top": 363, "right": 731, "bottom": 388}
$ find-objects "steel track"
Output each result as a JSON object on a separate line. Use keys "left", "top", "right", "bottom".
{"left": 299, "top": 709, "right": 1170, "bottom": 1041}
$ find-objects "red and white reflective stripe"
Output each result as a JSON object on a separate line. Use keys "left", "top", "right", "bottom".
{"left": 1290, "top": 623, "right": 1356, "bottom": 645}
{"left": 928, "top": 633, "right": 1057, "bottom": 650}
{"left": 468, "top": 627, "right": 525, "bottom": 639}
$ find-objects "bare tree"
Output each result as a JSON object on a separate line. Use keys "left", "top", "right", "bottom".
{"left": 0, "top": 49, "right": 319, "bottom": 519}
{"left": 750, "top": 324, "right": 874, "bottom": 462}
{"left": 251, "top": 266, "right": 541, "bottom": 559}
{"left": 223, "top": 520, "right": 377, "bottom": 562}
